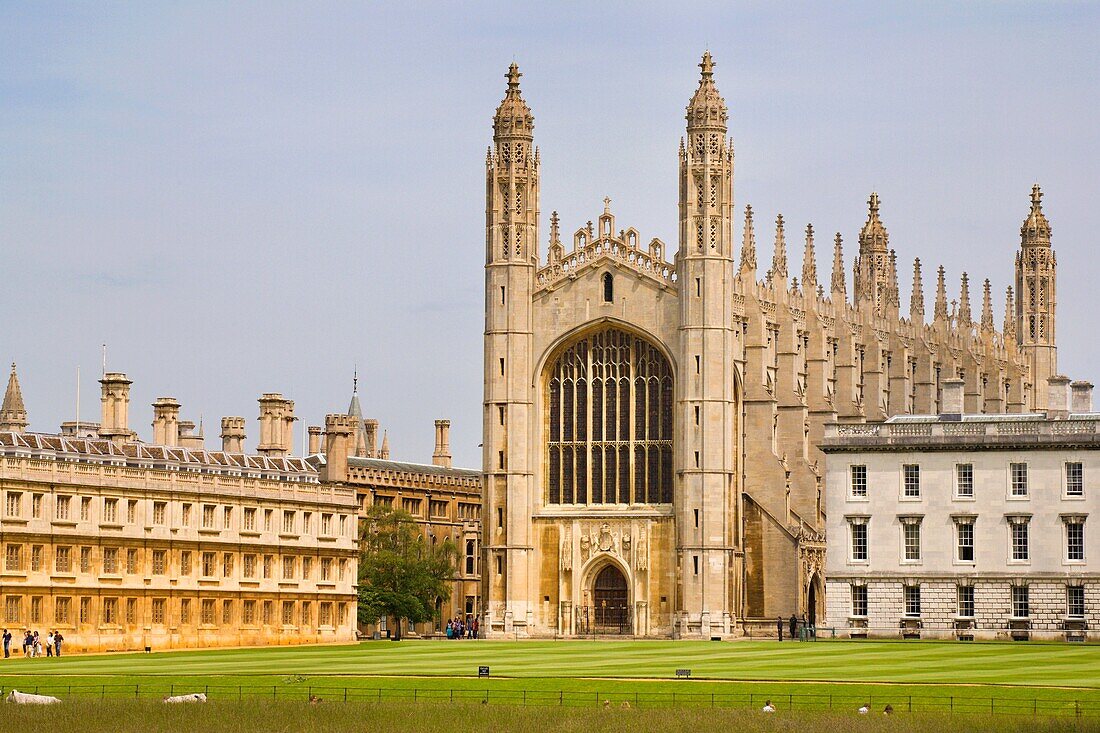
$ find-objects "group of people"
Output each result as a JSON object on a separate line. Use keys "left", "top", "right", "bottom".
{"left": 444, "top": 615, "right": 479, "bottom": 639}
{"left": 775, "top": 614, "right": 816, "bottom": 641}
{"left": 762, "top": 700, "right": 894, "bottom": 715}
{"left": 1, "top": 629, "right": 64, "bottom": 658}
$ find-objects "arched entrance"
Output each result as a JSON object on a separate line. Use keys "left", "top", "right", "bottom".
{"left": 593, "top": 565, "right": 630, "bottom": 633}
{"left": 807, "top": 573, "right": 825, "bottom": 627}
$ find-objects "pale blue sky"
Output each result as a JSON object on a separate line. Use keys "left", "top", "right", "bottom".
{"left": 2, "top": 2, "right": 1098, "bottom": 467}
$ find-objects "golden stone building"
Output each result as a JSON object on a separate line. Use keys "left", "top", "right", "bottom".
{"left": 481, "top": 54, "right": 1059, "bottom": 638}
{"left": 0, "top": 368, "right": 360, "bottom": 653}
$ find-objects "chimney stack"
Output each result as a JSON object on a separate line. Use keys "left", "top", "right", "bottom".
{"left": 220, "top": 417, "right": 246, "bottom": 453}
{"left": 257, "top": 393, "right": 296, "bottom": 456}
{"left": 432, "top": 419, "right": 452, "bottom": 468}
{"left": 151, "top": 397, "right": 181, "bottom": 446}
{"left": 1072, "top": 381, "right": 1094, "bottom": 414}
{"left": 1047, "top": 375, "right": 1072, "bottom": 418}
{"left": 940, "top": 378, "right": 965, "bottom": 417}
{"left": 177, "top": 420, "right": 205, "bottom": 450}
{"left": 364, "top": 418, "right": 379, "bottom": 458}
{"left": 98, "top": 372, "right": 134, "bottom": 445}
{"left": 308, "top": 425, "right": 323, "bottom": 455}
{"left": 321, "top": 413, "right": 353, "bottom": 483}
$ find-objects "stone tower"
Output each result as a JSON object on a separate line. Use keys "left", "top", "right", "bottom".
{"left": 483, "top": 62, "right": 539, "bottom": 633}
{"left": 1016, "top": 184, "right": 1057, "bottom": 410}
{"left": 676, "top": 52, "right": 740, "bottom": 636}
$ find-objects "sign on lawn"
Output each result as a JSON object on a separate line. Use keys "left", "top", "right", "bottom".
{"left": 675, "top": 669, "right": 691, "bottom": 678}
{"left": 478, "top": 666, "right": 490, "bottom": 678}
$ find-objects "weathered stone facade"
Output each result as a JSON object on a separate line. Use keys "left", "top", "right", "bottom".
{"left": 482, "top": 54, "right": 1058, "bottom": 638}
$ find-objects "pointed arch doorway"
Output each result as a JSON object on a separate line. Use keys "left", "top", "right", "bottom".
{"left": 593, "top": 564, "right": 630, "bottom": 634}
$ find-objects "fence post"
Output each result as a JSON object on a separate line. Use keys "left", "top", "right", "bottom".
{"left": 711, "top": 693, "right": 715, "bottom": 707}
{"left": 908, "top": 695, "right": 912, "bottom": 712}
{"left": 413, "top": 688, "right": 417, "bottom": 702}
{"left": 949, "top": 696, "right": 953, "bottom": 712}
{"left": 788, "top": 693, "right": 792, "bottom": 710}
{"left": 273, "top": 685, "right": 277, "bottom": 700}
{"left": 990, "top": 697, "right": 994, "bottom": 714}
{"left": 1076, "top": 700, "right": 1081, "bottom": 721}
{"left": 559, "top": 690, "right": 563, "bottom": 706}
{"left": 450, "top": 689, "right": 454, "bottom": 703}
{"left": 238, "top": 685, "right": 242, "bottom": 701}
{"left": 523, "top": 690, "right": 527, "bottom": 706}
{"left": 344, "top": 687, "right": 347, "bottom": 703}
{"left": 101, "top": 685, "right": 105, "bottom": 700}
{"left": 484, "top": 689, "right": 489, "bottom": 705}
{"left": 135, "top": 684, "right": 139, "bottom": 698}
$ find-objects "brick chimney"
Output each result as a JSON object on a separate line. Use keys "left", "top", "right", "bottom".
{"left": 432, "top": 419, "right": 452, "bottom": 468}
{"left": 307, "top": 425, "right": 323, "bottom": 455}
{"left": 321, "top": 413, "right": 353, "bottom": 483}
{"left": 220, "top": 416, "right": 246, "bottom": 453}
{"left": 151, "top": 397, "right": 181, "bottom": 446}
{"left": 98, "top": 372, "right": 134, "bottom": 445}
{"left": 257, "top": 393, "right": 296, "bottom": 456}
{"left": 940, "top": 378, "right": 965, "bottom": 417}
{"left": 1047, "top": 375, "right": 1072, "bottom": 418}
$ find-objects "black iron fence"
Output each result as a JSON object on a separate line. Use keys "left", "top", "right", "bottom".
{"left": 2, "top": 683, "right": 1096, "bottom": 719}
{"left": 574, "top": 604, "right": 632, "bottom": 635}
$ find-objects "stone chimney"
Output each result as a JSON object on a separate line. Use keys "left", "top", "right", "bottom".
{"left": 1047, "top": 375, "right": 1072, "bottom": 418}
{"left": 220, "top": 416, "right": 246, "bottom": 453}
{"left": 98, "top": 372, "right": 134, "bottom": 445}
{"left": 1072, "top": 381, "right": 1094, "bottom": 414}
{"left": 940, "top": 378, "right": 965, "bottom": 417}
{"left": 432, "top": 419, "right": 452, "bottom": 468}
{"left": 321, "top": 413, "right": 353, "bottom": 483}
{"left": 151, "top": 397, "right": 181, "bottom": 446}
{"left": 257, "top": 393, "right": 296, "bottom": 456}
{"left": 364, "top": 418, "right": 379, "bottom": 458}
{"left": 308, "top": 425, "right": 323, "bottom": 455}
{"left": 177, "top": 420, "right": 205, "bottom": 450}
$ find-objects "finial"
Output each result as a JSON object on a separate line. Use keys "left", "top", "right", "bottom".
{"left": 353, "top": 366, "right": 358, "bottom": 395}
{"left": 958, "top": 272, "right": 972, "bottom": 325}
{"left": 739, "top": 204, "right": 757, "bottom": 277}
{"left": 603, "top": 196, "right": 611, "bottom": 214}
{"left": 506, "top": 62, "right": 522, "bottom": 90}
{"left": 1031, "top": 183, "right": 1042, "bottom": 211}
{"left": 801, "top": 223, "right": 818, "bottom": 294}
{"left": 981, "top": 278, "right": 994, "bottom": 331}
{"left": 910, "top": 258, "right": 925, "bottom": 323}
{"left": 9, "top": 362, "right": 15, "bottom": 374}
{"left": 550, "top": 211, "right": 560, "bottom": 242}
{"left": 699, "top": 51, "right": 715, "bottom": 79}
{"left": 768, "top": 213, "right": 788, "bottom": 284}
{"left": 831, "top": 233, "right": 847, "bottom": 299}
{"left": 868, "top": 191, "right": 880, "bottom": 215}
{"left": 934, "top": 265, "right": 949, "bottom": 322}
{"left": 1020, "top": 182, "right": 1051, "bottom": 246}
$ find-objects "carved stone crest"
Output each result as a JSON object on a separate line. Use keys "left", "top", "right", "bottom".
{"left": 597, "top": 523, "right": 614, "bottom": 553}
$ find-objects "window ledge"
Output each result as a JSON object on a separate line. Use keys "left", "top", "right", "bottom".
{"left": 51, "top": 519, "right": 77, "bottom": 527}
{"left": 239, "top": 530, "right": 261, "bottom": 538}
{"left": 99, "top": 522, "right": 123, "bottom": 530}
{"left": 279, "top": 533, "right": 300, "bottom": 540}
{"left": 198, "top": 528, "right": 221, "bottom": 535}
{"left": 1, "top": 570, "right": 28, "bottom": 579}
{"left": 2, "top": 517, "right": 28, "bottom": 525}
{"left": 279, "top": 581, "right": 299, "bottom": 588}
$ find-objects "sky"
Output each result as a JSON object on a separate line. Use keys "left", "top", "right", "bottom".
{"left": 1, "top": 2, "right": 1098, "bottom": 468}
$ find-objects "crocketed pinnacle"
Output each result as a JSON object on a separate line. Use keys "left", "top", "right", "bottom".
{"left": 739, "top": 204, "right": 757, "bottom": 277}
{"left": 859, "top": 192, "right": 889, "bottom": 255}
{"left": 1004, "top": 285, "right": 1017, "bottom": 341}
{"left": 1020, "top": 183, "right": 1051, "bottom": 246}
{"left": 379, "top": 430, "right": 390, "bottom": 460}
{"left": 980, "top": 279, "right": 995, "bottom": 332}
{"left": 934, "top": 266, "right": 949, "bottom": 322}
{"left": 768, "top": 214, "right": 788, "bottom": 285}
{"left": 886, "top": 249, "right": 900, "bottom": 307}
{"left": 493, "top": 62, "right": 534, "bottom": 140}
{"left": 910, "top": 258, "right": 925, "bottom": 323}
{"left": 958, "top": 272, "right": 972, "bottom": 325}
{"left": 801, "top": 224, "right": 818, "bottom": 294}
{"left": 831, "top": 233, "right": 846, "bottom": 299}
{"left": 0, "top": 362, "right": 28, "bottom": 433}
{"left": 686, "top": 51, "right": 728, "bottom": 130}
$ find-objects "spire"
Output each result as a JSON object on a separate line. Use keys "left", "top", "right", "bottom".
{"left": 957, "top": 272, "right": 972, "bottom": 325}
{"left": 830, "top": 233, "right": 847, "bottom": 299}
{"left": 0, "top": 362, "right": 28, "bottom": 433}
{"left": 379, "top": 430, "right": 390, "bottom": 460}
{"left": 686, "top": 51, "right": 728, "bottom": 130}
{"left": 1020, "top": 183, "right": 1051, "bottom": 247}
{"left": 886, "top": 249, "right": 900, "bottom": 307}
{"left": 493, "top": 62, "right": 534, "bottom": 141}
{"left": 909, "top": 258, "right": 925, "bottom": 323}
{"left": 739, "top": 204, "right": 757, "bottom": 277}
{"left": 980, "top": 278, "right": 995, "bottom": 332}
{"left": 767, "top": 214, "right": 788, "bottom": 285}
{"left": 859, "top": 192, "right": 889, "bottom": 254}
{"left": 347, "top": 372, "right": 367, "bottom": 458}
{"left": 1004, "top": 285, "right": 1017, "bottom": 341}
{"left": 934, "top": 265, "right": 949, "bottom": 322}
{"left": 801, "top": 224, "right": 818, "bottom": 294}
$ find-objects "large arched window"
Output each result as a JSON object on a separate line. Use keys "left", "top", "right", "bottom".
{"left": 546, "top": 327, "right": 673, "bottom": 505}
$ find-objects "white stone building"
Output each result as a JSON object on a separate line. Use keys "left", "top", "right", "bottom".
{"left": 822, "top": 377, "right": 1099, "bottom": 641}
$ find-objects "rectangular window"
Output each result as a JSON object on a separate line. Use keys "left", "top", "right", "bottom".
{"left": 263, "top": 555, "right": 273, "bottom": 579}
{"left": 429, "top": 502, "right": 448, "bottom": 518}
{"left": 102, "top": 597, "right": 118, "bottom": 625}
{"left": 282, "top": 510, "right": 295, "bottom": 534}
{"left": 80, "top": 497, "right": 91, "bottom": 521}
{"left": 80, "top": 546, "right": 91, "bottom": 573}
{"left": 30, "top": 545, "right": 43, "bottom": 572}
{"left": 126, "top": 549, "right": 137, "bottom": 574}
{"left": 222, "top": 600, "right": 232, "bottom": 625}
{"left": 1012, "top": 585, "right": 1029, "bottom": 618}
{"left": 320, "top": 602, "right": 332, "bottom": 627}
{"left": 152, "top": 550, "right": 166, "bottom": 575}
{"left": 300, "top": 601, "right": 311, "bottom": 627}
{"left": 125, "top": 597, "right": 136, "bottom": 624}
{"left": 302, "top": 556, "right": 313, "bottom": 580}
{"left": 56, "top": 495, "right": 71, "bottom": 520}
{"left": 957, "top": 585, "right": 975, "bottom": 617}
{"left": 201, "top": 599, "right": 215, "bottom": 625}
{"left": 4, "top": 491, "right": 21, "bottom": 517}
{"left": 321, "top": 557, "right": 332, "bottom": 581}
{"left": 180, "top": 550, "right": 192, "bottom": 576}
{"left": 282, "top": 601, "right": 294, "bottom": 626}
{"left": 243, "top": 599, "right": 256, "bottom": 625}
{"left": 152, "top": 598, "right": 166, "bottom": 625}
{"left": 851, "top": 584, "right": 868, "bottom": 617}
{"left": 55, "top": 546, "right": 72, "bottom": 573}
{"left": 244, "top": 507, "right": 257, "bottom": 531}
{"left": 126, "top": 500, "right": 137, "bottom": 524}
{"left": 31, "top": 494, "right": 42, "bottom": 518}
{"left": 4, "top": 543, "right": 23, "bottom": 572}
{"left": 1011, "top": 519, "right": 1030, "bottom": 561}
{"left": 243, "top": 554, "right": 256, "bottom": 578}
{"left": 54, "top": 596, "right": 71, "bottom": 624}
{"left": 1068, "top": 586, "right": 1085, "bottom": 618}
{"left": 223, "top": 506, "right": 232, "bottom": 529}
{"left": 103, "top": 498, "right": 118, "bottom": 523}
{"left": 302, "top": 512, "right": 312, "bottom": 534}
{"left": 30, "top": 596, "right": 42, "bottom": 624}
{"left": 263, "top": 600, "right": 273, "bottom": 625}
{"left": 903, "top": 521, "right": 922, "bottom": 561}
{"left": 153, "top": 501, "right": 166, "bottom": 525}
{"left": 103, "top": 547, "right": 119, "bottom": 574}
{"left": 182, "top": 503, "right": 192, "bottom": 527}
{"left": 338, "top": 558, "right": 347, "bottom": 581}
{"left": 1066, "top": 520, "right": 1085, "bottom": 561}
{"left": 904, "top": 585, "right": 921, "bottom": 617}
{"left": 1011, "top": 463, "right": 1029, "bottom": 497}
{"left": 401, "top": 498, "right": 421, "bottom": 516}
{"left": 202, "top": 504, "right": 215, "bottom": 529}
{"left": 4, "top": 595, "right": 22, "bottom": 623}
{"left": 180, "top": 598, "right": 192, "bottom": 625}
{"left": 201, "top": 552, "right": 216, "bottom": 577}
{"left": 849, "top": 522, "right": 868, "bottom": 561}
{"left": 264, "top": 509, "right": 273, "bottom": 531}
{"left": 1067, "top": 462, "right": 1084, "bottom": 497}
{"left": 339, "top": 515, "right": 348, "bottom": 537}
{"left": 956, "top": 521, "right": 975, "bottom": 562}
{"left": 956, "top": 464, "right": 974, "bottom": 498}
{"left": 79, "top": 597, "right": 90, "bottom": 624}
{"left": 283, "top": 555, "right": 295, "bottom": 580}
{"left": 903, "top": 465, "right": 920, "bottom": 498}
{"left": 850, "top": 465, "right": 867, "bottom": 497}
{"left": 223, "top": 552, "right": 234, "bottom": 577}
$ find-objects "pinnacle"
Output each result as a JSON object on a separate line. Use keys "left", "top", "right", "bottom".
{"left": 0, "top": 361, "right": 28, "bottom": 432}
{"left": 699, "top": 51, "right": 715, "bottom": 79}
{"left": 506, "top": 62, "right": 522, "bottom": 90}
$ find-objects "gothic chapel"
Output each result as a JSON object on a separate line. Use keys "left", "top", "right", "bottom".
{"left": 482, "top": 54, "right": 1057, "bottom": 638}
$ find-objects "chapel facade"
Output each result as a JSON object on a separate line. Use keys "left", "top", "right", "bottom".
{"left": 481, "top": 54, "right": 1059, "bottom": 638}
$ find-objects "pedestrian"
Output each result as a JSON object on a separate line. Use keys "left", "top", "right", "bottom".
{"left": 858, "top": 703, "right": 870, "bottom": 714}
{"left": 883, "top": 704, "right": 894, "bottom": 716}
{"left": 445, "top": 620, "right": 454, "bottom": 639}
{"left": 45, "top": 632, "right": 54, "bottom": 657}
{"left": 472, "top": 617, "right": 479, "bottom": 639}
{"left": 776, "top": 615, "right": 783, "bottom": 641}
{"left": 33, "top": 631, "right": 42, "bottom": 658}
{"left": 788, "top": 614, "right": 797, "bottom": 640}
{"left": 762, "top": 699, "right": 776, "bottom": 713}
{"left": 2, "top": 628, "right": 10, "bottom": 658}
{"left": 23, "top": 631, "right": 32, "bottom": 657}
{"left": 53, "top": 631, "right": 63, "bottom": 657}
